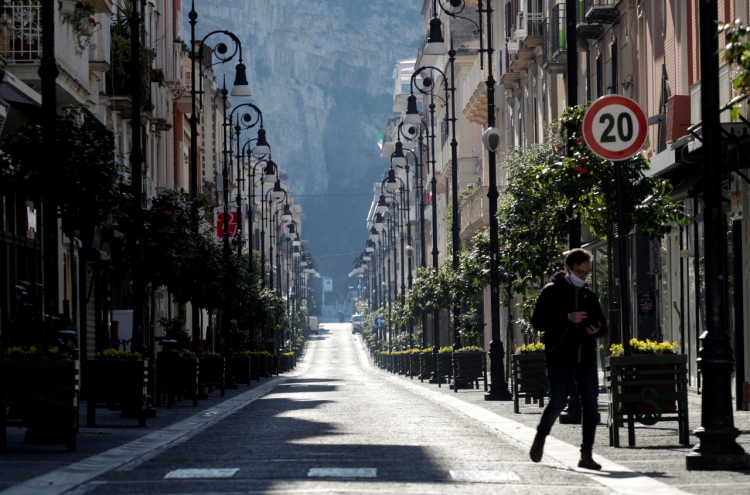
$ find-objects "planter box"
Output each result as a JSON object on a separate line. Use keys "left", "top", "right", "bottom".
{"left": 452, "top": 352, "right": 487, "bottom": 393}
{"left": 408, "top": 353, "right": 420, "bottom": 379}
{"left": 419, "top": 353, "right": 434, "bottom": 382}
{"left": 176, "top": 358, "right": 200, "bottom": 406}
{"left": 0, "top": 359, "right": 79, "bottom": 451}
{"left": 200, "top": 357, "right": 225, "bottom": 395}
{"left": 511, "top": 353, "right": 548, "bottom": 414}
{"left": 436, "top": 354, "right": 453, "bottom": 387}
{"left": 606, "top": 354, "right": 689, "bottom": 447}
{"left": 231, "top": 356, "right": 252, "bottom": 385}
{"left": 251, "top": 354, "right": 267, "bottom": 380}
{"left": 87, "top": 359, "right": 148, "bottom": 426}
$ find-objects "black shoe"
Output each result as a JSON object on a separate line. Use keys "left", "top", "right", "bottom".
{"left": 578, "top": 450, "right": 602, "bottom": 470}
{"left": 529, "top": 432, "right": 546, "bottom": 462}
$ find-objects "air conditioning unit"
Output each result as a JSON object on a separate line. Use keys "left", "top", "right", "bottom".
{"left": 666, "top": 95, "right": 691, "bottom": 144}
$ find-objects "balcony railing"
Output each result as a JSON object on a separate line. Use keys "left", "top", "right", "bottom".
{"left": 550, "top": 4, "right": 567, "bottom": 59}
{"left": 0, "top": 2, "right": 42, "bottom": 64}
{"left": 459, "top": 185, "right": 489, "bottom": 238}
{"left": 164, "top": 40, "right": 187, "bottom": 89}
{"left": 583, "top": 0, "right": 619, "bottom": 24}
{"left": 462, "top": 54, "right": 487, "bottom": 110}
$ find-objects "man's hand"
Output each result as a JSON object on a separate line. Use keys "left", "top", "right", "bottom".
{"left": 568, "top": 311, "right": 588, "bottom": 324}
{"left": 586, "top": 320, "right": 601, "bottom": 335}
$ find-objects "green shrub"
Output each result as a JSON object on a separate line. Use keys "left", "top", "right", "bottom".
{"left": 455, "top": 345, "right": 484, "bottom": 353}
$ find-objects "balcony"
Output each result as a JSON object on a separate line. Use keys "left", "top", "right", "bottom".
{"left": 0, "top": 1, "right": 90, "bottom": 104}
{"left": 583, "top": 0, "right": 619, "bottom": 24}
{"left": 542, "top": 5, "right": 567, "bottom": 74}
{"left": 520, "top": 12, "right": 544, "bottom": 48}
{"left": 576, "top": 0, "right": 604, "bottom": 40}
{"left": 0, "top": 3, "right": 42, "bottom": 64}
{"left": 459, "top": 185, "right": 489, "bottom": 240}
{"left": 461, "top": 55, "right": 488, "bottom": 125}
{"left": 88, "top": 15, "right": 110, "bottom": 71}
{"left": 164, "top": 40, "right": 187, "bottom": 91}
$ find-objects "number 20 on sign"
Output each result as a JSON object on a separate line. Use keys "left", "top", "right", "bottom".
{"left": 582, "top": 95, "right": 648, "bottom": 161}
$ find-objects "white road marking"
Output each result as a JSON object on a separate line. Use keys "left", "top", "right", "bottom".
{"left": 449, "top": 470, "right": 521, "bottom": 483}
{"left": 164, "top": 468, "right": 239, "bottom": 479}
{"left": 352, "top": 335, "right": 691, "bottom": 495}
{"left": 307, "top": 468, "right": 377, "bottom": 478}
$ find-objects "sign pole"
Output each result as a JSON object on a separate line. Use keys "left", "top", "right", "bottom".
{"left": 613, "top": 160, "right": 636, "bottom": 447}
{"left": 583, "top": 96, "right": 647, "bottom": 450}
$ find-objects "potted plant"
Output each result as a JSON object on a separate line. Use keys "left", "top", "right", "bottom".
{"left": 451, "top": 345, "right": 487, "bottom": 392}
{"left": 609, "top": 339, "right": 682, "bottom": 414}
{"left": 61, "top": 1, "right": 99, "bottom": 54}
{"left": 0, "top": 346, "right": 78, "bottom": 451}
{"left": 199, "top": 351, "right": 224, "bottom": 395}
{"left": 87, "top": 349, "right": 148, "bottom": 426}
{"left": 176, "top": 349, "right": 200, "bottom": 406}
{"left": 230, "top": 350, "right": 253, "bottom": 385}
{"left": 419, "top": 347, "right": 434, "bottom": 382}
{"left": 607, "top": 339, "right": 688, "bottom": 447}
{"left": 405, "top": 348, "right": 421, "bottom": 379}
{"left": 511, "top": 342, "right": 547, "bottom": 414}
{"left": 436, "top": 346, "right": 453, "bottom": 387}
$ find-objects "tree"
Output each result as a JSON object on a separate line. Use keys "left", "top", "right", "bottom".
{"left": 557, "top": 106, "right": 683, "bottom": 342}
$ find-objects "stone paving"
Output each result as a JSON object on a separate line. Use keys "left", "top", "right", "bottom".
{"left": 1, "top": 322, "right": 749, "bottom": 494}
{"left": 357, "top": 334, "right": 750, "bottom": 495}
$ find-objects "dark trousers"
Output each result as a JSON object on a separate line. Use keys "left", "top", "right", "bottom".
{"left": 536, "top": 361, "right": 599, "bottom": 451}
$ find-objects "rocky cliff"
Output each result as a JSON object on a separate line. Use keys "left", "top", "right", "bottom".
{"left": 191, "top": 0, "right": 423, "bottom": 300}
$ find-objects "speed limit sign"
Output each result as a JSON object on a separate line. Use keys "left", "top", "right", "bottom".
{"left": 582, "top": 95, "right": 648, "bottom": 161}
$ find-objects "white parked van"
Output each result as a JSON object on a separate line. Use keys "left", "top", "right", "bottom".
{"left": 308, "top": 316, "right": 319, "bottom": 335}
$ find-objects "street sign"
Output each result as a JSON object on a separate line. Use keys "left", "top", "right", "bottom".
{"left": 323, "top": 277, "right": 333, "bottom": 293}
{"left": 374, "top": 317, "right": 384, "bottom": 328}
{"left": 582, "top": 95, "right": 648, "bottom": 161}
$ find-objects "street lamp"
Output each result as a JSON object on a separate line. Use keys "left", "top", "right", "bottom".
{"left": 424, "top": 8, "right": 448, "bottom": 56}
{"left": 189, "top": 2, "right": 252, "bottom": 357}
{"left": 400, "top": 120, "right": 429, "bottom": 350}
{"left": 384, "top": 168, "right": 399, "bottom": 193}
{"left": 430, "top": 0, "right": 510, "bottom": 395}
{"left": 408, "top": 63, "right": 457, "bottom": 379}
{"left": 377, "top": 194, "right": 390, "bottom": 213}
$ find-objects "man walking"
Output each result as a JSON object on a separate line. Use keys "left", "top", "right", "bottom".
{"left": 529, "top": 248, "right": 606, "bottom": 470}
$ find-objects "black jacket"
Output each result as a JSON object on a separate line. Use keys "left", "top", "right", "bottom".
{"left": 531, "top": 272, "right": 607, "bottom": 364}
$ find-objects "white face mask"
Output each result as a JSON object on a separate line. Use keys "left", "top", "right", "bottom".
{"left": 567, "top": 268, "right": 587, "bottom": 288}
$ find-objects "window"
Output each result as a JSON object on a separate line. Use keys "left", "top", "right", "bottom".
{"left": 401, "top": 83, "right": 411, "bottom": 94}
{"left": 611, "top": 38, "right": 618, "bottom": 95}
{"left": 596, "top": 52, "right": 603, "bottom": 98}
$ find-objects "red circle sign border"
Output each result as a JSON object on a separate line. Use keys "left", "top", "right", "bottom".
{"left": 582, "top": 95, "right": 648, "bottom": 161}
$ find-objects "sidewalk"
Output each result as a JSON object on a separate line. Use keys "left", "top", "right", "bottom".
{"left": 0, "top": 367, "right": 288, "bottom": 493}
{"left": 356, "top": 339, "right": 750, "bottom": 495}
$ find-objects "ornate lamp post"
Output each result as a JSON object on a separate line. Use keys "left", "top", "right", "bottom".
{"left": 405, "top": 67, "right": 446, "bottom": 381}
{"left": 431, "top": 0, "right": 513, "bottom": 400}
{"left": 188, "top": 1, "right": 252, "bottom": 356}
